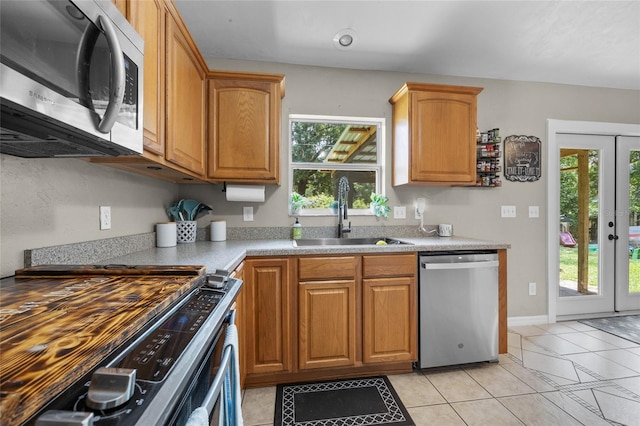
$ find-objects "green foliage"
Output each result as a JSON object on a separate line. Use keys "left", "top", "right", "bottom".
{"left": 289, "top": 192, "right": 309, "bottom": 211}
{"left": 369, "top": 193, "right": 390, "bottom": 218}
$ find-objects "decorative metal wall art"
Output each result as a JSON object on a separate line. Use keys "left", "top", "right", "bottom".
{"left": 504, "top": 135, "right": 541, "bottom": 182}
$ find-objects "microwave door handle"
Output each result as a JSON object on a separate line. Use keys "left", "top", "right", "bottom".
{"left": 96, "top": 15, "right": 125, "bottom": 133}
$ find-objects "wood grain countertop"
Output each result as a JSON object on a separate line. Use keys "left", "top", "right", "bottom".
{"left": 0, "top": 265, "right": 206, "bottom": 425}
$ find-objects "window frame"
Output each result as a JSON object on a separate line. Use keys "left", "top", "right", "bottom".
{"left": 288, "top": 114, "right": 385, "bottom": 216}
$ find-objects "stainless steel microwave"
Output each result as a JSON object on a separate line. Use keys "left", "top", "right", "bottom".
{"left": 0, "top": 0, "right": 144, "bottom": 158}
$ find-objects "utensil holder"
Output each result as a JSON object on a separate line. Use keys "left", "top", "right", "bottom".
{"left": 176, "top": 221, "right": 197, "bottom": 243}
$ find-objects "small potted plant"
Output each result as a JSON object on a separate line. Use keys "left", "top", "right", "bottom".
{"left": 329, "top": 200, "right": 340, "bottom": 214}
{"left": 369, "top": 192, "right": 391, "bottom": 218}
{"left": 289, "top": 192, "right": 309, "bottom": 215}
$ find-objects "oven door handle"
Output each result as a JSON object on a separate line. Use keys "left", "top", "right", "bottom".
{"left": 198, "top": 310, "right": 239, "bottom": 423}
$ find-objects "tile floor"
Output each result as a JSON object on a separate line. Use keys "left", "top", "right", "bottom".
{"left": 241, "top": 321, "right": 640, "bottom": 425}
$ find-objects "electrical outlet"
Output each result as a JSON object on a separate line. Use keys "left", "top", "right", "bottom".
{"left": 415, "top": 198, "right": 426, "bottom": 219}
{"left": 243, "top": 206, "right": 254, "bottom": 221}
{"left": 501, "top": 205, "right": 516, "bottom": 218}
{"left": 393, "top": 206, "right": 406, "bottom": 219}
{"left": 99, "top": 206, "right": 111, "bottom": 230}
{"left": 529, "top": 205, "right": 539, "bottom": 218}
{"left": 529, "top": 282, "right": 537, "bottom": 296}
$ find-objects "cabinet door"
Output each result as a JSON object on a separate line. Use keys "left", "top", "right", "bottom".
{"left": 129, "top": 0, "right": 164, "bottom": 155}
{"left": 410, "top": 90, "right": 477, "bottom": 184}
{"left": 363, "top": 277, "right": 417, "bottom": 363}
{"left": 298, "top": 280, "right": 357, "bottom": 370}
{"left": 244, "top": 258, "right": 291, "bottom": 374}
{"left": 165, "top": 15, "right": 206, "bottom": 176}
{"left": 208, "top": 78, "right": 281, "bottom": 183}
{"left": 230, "top": 263, "right": 246, "bottom": 388}
{"left": 111, "top": 0, "right": 127, "bottom": 17}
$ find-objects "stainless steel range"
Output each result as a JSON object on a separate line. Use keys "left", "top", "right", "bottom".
{"left": 0, "top": 265, "right": 242, "bottom": 425}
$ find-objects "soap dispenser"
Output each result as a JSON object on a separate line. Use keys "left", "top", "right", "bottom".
{"left": 292, "top": 218, "right": 302, "bottom": 240}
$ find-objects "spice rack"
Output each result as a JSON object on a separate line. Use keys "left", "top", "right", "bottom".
{"left": 476, "top": 128, "right": 502, "bottom": 187}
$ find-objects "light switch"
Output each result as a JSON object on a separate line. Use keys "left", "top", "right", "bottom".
{"left": 501, "top": 205, "right": 516, "bottom": 218}
{"left": 529, "top": 206, "right": 539, "bottom": 218}
{"left": 393, "top": 206, "right": 406, "bottom": 219}
{"left": 243, "top": 206, "right": 254, "bottom": 221}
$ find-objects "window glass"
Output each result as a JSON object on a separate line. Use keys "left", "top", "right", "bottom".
{"left": 289, "top": 115, "right": 384, "bottom": 215}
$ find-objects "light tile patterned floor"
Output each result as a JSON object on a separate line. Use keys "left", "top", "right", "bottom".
{"left": 241, "top": 321, "right": 640, "bottom": 425}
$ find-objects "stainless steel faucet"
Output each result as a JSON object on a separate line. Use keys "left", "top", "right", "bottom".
{"left": 337, "top": 176, "right": 351, "bottom": 238}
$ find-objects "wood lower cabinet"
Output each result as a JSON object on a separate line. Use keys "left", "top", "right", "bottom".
{"left": 389, "top": 83, "right": 483, "bottom": 186}
{"left": 363, "top": 277, "right": 416, "bottom": 363}
{"left": 230, "top": 262, "right": 246, "bottom": 388}
{"left": 244, "top": 258, "right": 292, "bottom": 375}
{"left": 207, "top": 72, "right": 284, "bottom": 184}
{"left": 243, "top": 253, "right": 416, "bottom": 386}
{"left": 298, "top": 280, "right": 357, "bottom": 370}
{"left": 362, "top": 254, "right": 417, "bottom": 364}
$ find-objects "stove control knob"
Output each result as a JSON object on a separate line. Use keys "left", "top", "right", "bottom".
{"left": 86, "top": 367, "right": 136, "bottom": 410}
{"left": 35, "top": 410, "right": 94, "bottom": 425}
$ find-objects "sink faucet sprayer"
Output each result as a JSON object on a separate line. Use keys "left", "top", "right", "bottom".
{"left": 337, "top": 176, "right": 351, "bottom": 238}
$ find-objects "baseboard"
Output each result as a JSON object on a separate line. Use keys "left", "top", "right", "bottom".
{"left": 507, "top": 315, "right": 549, "bottom": 327}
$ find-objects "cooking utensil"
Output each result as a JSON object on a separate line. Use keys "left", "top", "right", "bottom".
{"left": 181, "top": 199, "right": 200, "bottom": 221}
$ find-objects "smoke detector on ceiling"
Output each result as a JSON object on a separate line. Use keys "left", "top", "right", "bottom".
{"left": 333, "top": 29, "right": 357, "bottom": 50}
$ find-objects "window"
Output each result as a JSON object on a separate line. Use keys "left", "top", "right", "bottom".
{"left": 289, "top": 114, "right": 384, "bottom": 216}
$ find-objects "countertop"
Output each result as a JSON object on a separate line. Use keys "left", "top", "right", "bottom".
{"left": 104, "top": 236, "right": 510, "bottom": 273}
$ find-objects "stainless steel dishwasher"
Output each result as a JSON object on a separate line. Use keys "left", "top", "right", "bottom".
{"left": 419, "top": 250, "right": 499, "bottom": 368}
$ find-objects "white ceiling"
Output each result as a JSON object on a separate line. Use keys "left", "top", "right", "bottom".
{"left": 174, "top": 1, "right": 640, "bottom": 90}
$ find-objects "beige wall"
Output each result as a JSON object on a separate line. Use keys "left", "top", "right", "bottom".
{"left": 0, "top": 156, "right": 178, "bottom": 277}
{"left": 1, "top": 59, "right": 638, "bottom": 319}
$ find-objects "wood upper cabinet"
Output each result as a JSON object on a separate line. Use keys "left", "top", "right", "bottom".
{"left": 111, "top": 0, "right": 127, "bottom": 16}
{"left": 207, "top": 72, "right": 285, "bottom": 184}
{"left": 165, "top": 12, "right": 206, "bottom": 176}
{"left": 129, "top": 0, "right": 164, "bottom": 156}
{"left": 92, "top": 1, "right": 208, "bottom": 183}
{"left": 244, "top": 258, "right": 292, "bottom": 375}
{"left": 362, "top": 254, "right": 417, "bottom": 363}
{"left": 389, "top": 83, "right": 483, "bottom": 186}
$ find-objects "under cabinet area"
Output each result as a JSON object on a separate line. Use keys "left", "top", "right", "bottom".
{"left": 389, "top": 82, "right": 483, "bottom": 186}
{"left": 242, "top": 253, "right": 417, "bottom": 387}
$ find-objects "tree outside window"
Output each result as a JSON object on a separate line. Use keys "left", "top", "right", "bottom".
{"left": 289, "top": 115, "right": 384, "bottom": 215}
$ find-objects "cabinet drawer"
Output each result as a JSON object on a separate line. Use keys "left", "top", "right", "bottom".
{"left": 298, "top": 256, "right": 357, "bottom": 280}
{"left": 363, "top": 254, "right": 416, "bottom": 278}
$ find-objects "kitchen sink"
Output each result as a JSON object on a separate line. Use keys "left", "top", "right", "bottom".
{"left": 293, "top": 237, "right": 412, "bottom": 247}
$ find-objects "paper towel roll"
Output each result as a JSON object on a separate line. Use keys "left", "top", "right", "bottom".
{"left": 225, "top": 184, "right": 265, "bottom": 202}
{"left": 210, "top": 220, "right": 226, "bottom": 241}
{"left": 156, "top": 222, "right": 177, "bottom": 247}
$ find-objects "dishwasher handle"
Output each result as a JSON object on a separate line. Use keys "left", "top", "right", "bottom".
{"left": 421, "top": 260, "right": 499, "bottom": 270}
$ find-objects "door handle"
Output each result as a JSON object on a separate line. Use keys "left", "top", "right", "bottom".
{"left": 96, "top": 15, "right": 125, "bottom": 133}
{"left": 608, "top": 234, "right": 619, "bottom": 240}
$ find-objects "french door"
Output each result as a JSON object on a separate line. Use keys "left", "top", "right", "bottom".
{"left": 551, "top": 129, "right": 640, "bottom": 318}
{"left": 555, "top": 134, "right": 615, "bottom": 316}
{"left": 615, "top": 136, "right": 640, "bottom": 311}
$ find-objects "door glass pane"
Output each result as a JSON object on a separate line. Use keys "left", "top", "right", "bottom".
{"left": 628, "top": 148, "right": 640, "bottom": 294}
{"left": 559, "top": 149, "right": 601, "bottom": 297}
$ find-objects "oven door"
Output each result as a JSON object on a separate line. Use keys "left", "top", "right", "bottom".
{"left": 170, "top": 310, "right": 241, "bottom": 426}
